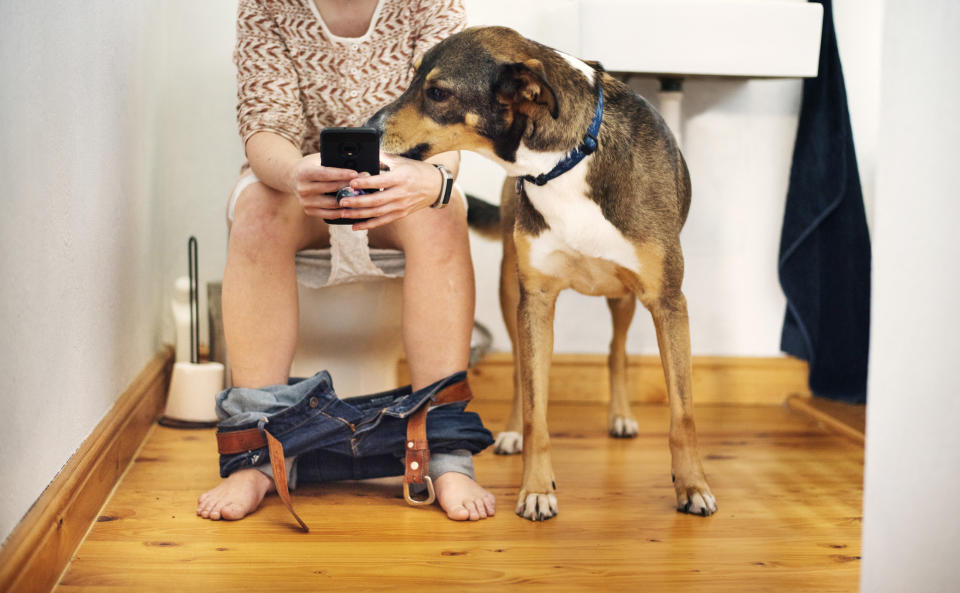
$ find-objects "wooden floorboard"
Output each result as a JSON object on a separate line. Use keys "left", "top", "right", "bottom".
{"left": 54, "top": 400, "right": 863, "bottom": 593}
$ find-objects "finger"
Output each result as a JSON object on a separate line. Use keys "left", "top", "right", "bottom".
{"left": 303, "top": 207, "right": 347, "bottom": 219}
{"left": 349, "top": 170, "right": 400, "bottom": 191}
{"left": 299, "top": 195, "right": 341, "bottom": 210}
{"left": 337, "top": 195, "right": 416, "bottom": 220}
{"left": 351, "top": 209, "right": 407, "bottom": 231}
{"left": 297, "top": 184, "right": 347, "bottom": 200}
{"left": 298, "top": 165, "right": 358, "bottom": 183}
{"left": 338, "top": 188, "right": 404, "bottom": 209}
{"left": 337, "top": 201, "right": 407, "bottom": 221}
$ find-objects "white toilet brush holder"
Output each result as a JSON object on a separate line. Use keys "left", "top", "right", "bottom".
{"left": 159, "top": 236, "right": 223, "bottom": 428}
{"left": 161, "top": 360, "right": 224, "bottom": 427}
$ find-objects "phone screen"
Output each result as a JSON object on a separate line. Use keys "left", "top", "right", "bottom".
{"left": 320, "top": 127, "right": 380, "bottom": 176}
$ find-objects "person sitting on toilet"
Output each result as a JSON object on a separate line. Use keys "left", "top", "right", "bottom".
{"left": 196, "top": 0, "right": 497, "bottom": 522}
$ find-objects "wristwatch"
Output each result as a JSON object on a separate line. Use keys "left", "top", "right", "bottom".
{"left": 431, "top": 163, "right": 454, "bottom": 209}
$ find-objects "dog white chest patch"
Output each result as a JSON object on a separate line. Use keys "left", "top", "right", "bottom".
{"left": 519, "top": 153, "right": 640, "bottom": 294}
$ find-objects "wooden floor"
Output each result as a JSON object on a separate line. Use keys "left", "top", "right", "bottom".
{"left": 54, "top": 400, "right": 863, "bottom": 593}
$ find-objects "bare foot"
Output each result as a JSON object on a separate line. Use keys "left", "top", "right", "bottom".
{"left": 433, "top": 472, "right": 496, "bottom": 521}
{"left": 196, "top": 468, "right": 274, "bottom": 521}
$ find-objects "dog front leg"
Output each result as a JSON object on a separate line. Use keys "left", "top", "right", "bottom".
{"left": 515, "top": 282, "right": 560, "bottom": 521}
{"left": 607, "top": 295, "right": 639, "bottom": 438}
{"left": 650, "top": 292, "right": 717, "bottom": 516}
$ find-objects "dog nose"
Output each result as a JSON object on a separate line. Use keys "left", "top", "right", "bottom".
{"left": 365, "top": 109, "right": 386, "bottom": 133}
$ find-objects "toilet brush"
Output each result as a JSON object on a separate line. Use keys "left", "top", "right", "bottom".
{"left": 159, "top": 236, "right": 224, "bottom": 428}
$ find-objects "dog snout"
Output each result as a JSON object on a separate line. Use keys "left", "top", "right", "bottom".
{"left": 365, "top": 109, "right": 387, "bottom": 134}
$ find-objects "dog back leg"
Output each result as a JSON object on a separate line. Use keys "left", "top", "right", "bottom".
{"left": 494, "top": 227, "right": 523, "bottom": 455}
{"left": 648, "top": 291, "right": 717, "bottom": 516}
{"left": 607, "top": 295, "right": 639, "bottom": 438}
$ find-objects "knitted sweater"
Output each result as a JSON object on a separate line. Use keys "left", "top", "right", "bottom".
{"left": 235, "top": 0, "right": 466, "bottom": 154}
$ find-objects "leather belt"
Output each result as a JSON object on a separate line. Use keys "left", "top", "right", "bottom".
{"left": 402, "top": 378, "right": 472, "bottom": 507}
{"left": 215, "top": 378, "right": 474, "bottom": 532}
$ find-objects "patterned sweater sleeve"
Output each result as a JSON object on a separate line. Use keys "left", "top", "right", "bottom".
{"left": 411, "top": 0, "right": 467, "bottom": 64}
{"left": 234, "top": 0, "right": 306, "bottom": 149}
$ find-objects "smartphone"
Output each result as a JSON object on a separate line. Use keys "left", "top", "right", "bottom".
{"left": 320, "top": 127, "right": 381, "bottom": 225}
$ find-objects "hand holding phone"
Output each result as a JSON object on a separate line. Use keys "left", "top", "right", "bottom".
{"left": 320, "top": 127, "right": 381, "bottom": 225}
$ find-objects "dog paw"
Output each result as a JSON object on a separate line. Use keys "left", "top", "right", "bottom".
{"left": 675, "top": 481, "right": 718, "bottom": 517}
{"left": 608, "top": 415, "right": 639, "bottom": 438}
{"left": 494, "top": 431, "right": 522, "bottom": 455}
{"left": 515, "top": 492, "right": 558, "bottom": 521}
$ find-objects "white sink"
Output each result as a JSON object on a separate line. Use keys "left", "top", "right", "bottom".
{"left": 465, "top": 0, "right": 823, "bottom": 78}
{"left": 579, "top": 0, "right": 823, "bottom": 77}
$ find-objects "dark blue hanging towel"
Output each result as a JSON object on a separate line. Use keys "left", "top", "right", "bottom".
{"left": 778, "top": 0, "right": 871, "bottom": 403}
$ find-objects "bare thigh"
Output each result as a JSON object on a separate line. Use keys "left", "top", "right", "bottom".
{"left": 227, "top": 181, "right": 466, "bottom": 254}
{"left": 228, "top": 181, "right": 331, "bottom": 251}
{"left": 363, "top": 186, "right": 468, "bottom": 252}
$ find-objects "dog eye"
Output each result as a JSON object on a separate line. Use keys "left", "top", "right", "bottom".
{"left": 426, "top": 87, "right": 452, "bottom": 102}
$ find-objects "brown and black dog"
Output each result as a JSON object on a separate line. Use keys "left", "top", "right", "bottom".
{"left": 368, "top": 26, "right": 716, "bottom": 521}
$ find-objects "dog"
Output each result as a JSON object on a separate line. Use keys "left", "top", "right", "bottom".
{"left": 368, "top": 26, "right": 717, "bottom": 521}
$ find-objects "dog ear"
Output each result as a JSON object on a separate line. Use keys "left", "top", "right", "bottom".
{"left": 583, "top": 59, "right": 605, "bottom": 72}
{"left": 495, "top": 59, "right": 559, "bottom": 119}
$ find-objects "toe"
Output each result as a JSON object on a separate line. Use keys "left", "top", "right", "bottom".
{"left": 446, "top": 504, "right": 470, "bottom": 521}
{"left": 493, "top": 431, "right": 522, "bottom": 455}
{"left": 465, "top": 500, "right": 481, "bottom": 521}
{"left": 689, "top": 492, "right": 706, "bottom": 513}
{"left": 473, "top": 499, "right": 488, "bottom": 520}
{"left": 219, "top": 502, "right": 246, "bottom": 521}
{"left": 483, "top": 494, "right": 497, "bottom": 516}
{"left": 676, "top": 486, "right": 717, "bottom": 516}
{"left": 518, "top": 493, "right": 558, "bottom": 521}
{"left": 198, "top": 499, "right": 214, "bottom": 518}
{"left": 197, "top": 494, "right": 211, "bottom": 515}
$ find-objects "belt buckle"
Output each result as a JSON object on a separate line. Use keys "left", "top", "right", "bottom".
{"left": 403, "top": 476, "right": 436, "bottom": 506}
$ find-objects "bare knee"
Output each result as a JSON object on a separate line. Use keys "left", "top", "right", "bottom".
{"left": 384, "top": 199, "right": 469, "bottom": 257}
{"left": 228, "top": 183, "right": 305, "bottom": 260}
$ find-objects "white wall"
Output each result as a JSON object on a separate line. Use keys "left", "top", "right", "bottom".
{"left": 150, "top": 1, "right": 241, "bottom": 347}
{"left": 860, "top": 0, "right": 960, "bottom": 590}
{"left": 0, "top": 1, "right": 165, "bottom": 544}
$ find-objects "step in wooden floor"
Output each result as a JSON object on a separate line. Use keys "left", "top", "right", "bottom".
{"left": 54, "top": 400, "right": 863, "bottom": 593}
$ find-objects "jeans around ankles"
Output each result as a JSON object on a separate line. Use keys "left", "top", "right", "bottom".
{"left": 216, "top": 371, "right": 493, "bottom": 483}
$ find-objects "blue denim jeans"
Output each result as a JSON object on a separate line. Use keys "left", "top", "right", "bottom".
{"left": 217, "top": 371, "right": 493, "bottom": 483}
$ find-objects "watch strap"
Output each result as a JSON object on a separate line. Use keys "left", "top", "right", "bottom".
{"left": 431, "top": 163, "right": 454, "bottom": 209}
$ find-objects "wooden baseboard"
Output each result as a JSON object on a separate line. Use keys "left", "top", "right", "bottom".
{"left": 785, "top": 394, "right": 866, "bottom": 443}
{"left": 400, "top": 352, "right": 809, "bottom": 405}
{"left": 0, "top": 346, "right": 174, "bottom": 593}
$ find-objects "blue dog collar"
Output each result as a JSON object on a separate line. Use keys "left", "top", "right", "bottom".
{"left": 520, "top": 85, "right": 604, "bottom": 188}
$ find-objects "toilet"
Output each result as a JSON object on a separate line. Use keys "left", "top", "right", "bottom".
{"left": 289, "top": 247, "right": 406, "bottom": 397}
